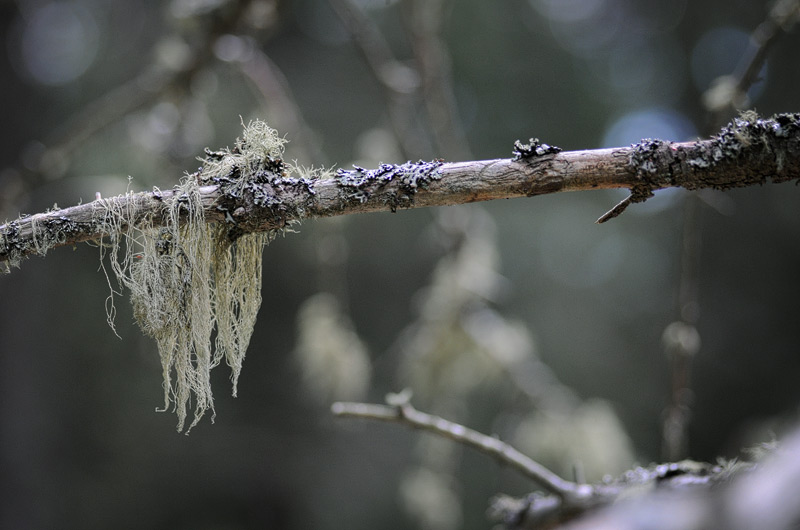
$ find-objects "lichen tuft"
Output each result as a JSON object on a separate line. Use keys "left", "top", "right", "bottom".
{"left": 98, "top": 120, "right": 284, "bottom": 432}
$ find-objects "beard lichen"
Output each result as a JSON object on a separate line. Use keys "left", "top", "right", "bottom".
{"left": 98, "top": 120, "right": 287, "bottom": 432}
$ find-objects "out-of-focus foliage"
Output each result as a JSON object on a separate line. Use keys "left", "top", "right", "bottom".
{"left": 1, "top": 1, "right": 800, "bottom": 529}
{"left": 294, "top": 291, "right": 371, "bottom": 402}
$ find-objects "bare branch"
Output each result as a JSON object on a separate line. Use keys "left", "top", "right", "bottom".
{"left": 331, "top": 390, "right": 586, "bottom": 498}
{"left": 2, "top": 113, "right": 800, "bottom": 267}
{"left": 332, "top": 391, "right": 758, "bottom": 529}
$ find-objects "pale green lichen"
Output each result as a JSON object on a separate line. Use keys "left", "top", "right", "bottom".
{"left": 198, "top": 119, "right": 288, "bottom": 187}
{"left": 98, "top": 120, "right": 283, "bottom": 432}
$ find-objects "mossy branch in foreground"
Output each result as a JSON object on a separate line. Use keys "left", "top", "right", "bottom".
{"left": 2, "top": 112, "right": 800, "bottom": 430}
{"left": 100, "top": 121, "right": 284, "bottom": 432}
{"left": 3, "top": 112, "right": 800, "bottom": 268}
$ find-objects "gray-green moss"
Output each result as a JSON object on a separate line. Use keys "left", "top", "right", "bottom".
{"left": 100, "top": 120, "right": 287, "bottom": 432}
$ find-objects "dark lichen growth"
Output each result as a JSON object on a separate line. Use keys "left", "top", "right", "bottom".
{"left": 626, "top": 112, "right": 800, "bottom": 198}
{"left": 0, "top": 213, "right": 96, "bottom": 270}
{"left": 513, "top": 138, "right": 562, "bottom": 161}
{"left": 684, "top": 112, "right": 800, "bottom": 179}
{"left": 40, "top": 216, "right": 86, "bottom": 245}
{"left": 627, "top": 137, "right": 674, "bottom": 202}
{"left": 489, "top": 458, "right": 749, "bottom": 528}
{"left": 600, "top": 112, "right": 800, "bottom": 223}
{"left": 0, "top": 220, "right": 23, "bottom": 270}
{"left": 335, "top": 160, "right": 444, "bottom": 212}
{"left": 194, "top": 125, "right": 316, "bottom": 239}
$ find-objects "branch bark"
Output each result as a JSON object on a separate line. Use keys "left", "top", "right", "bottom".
{"left": 2, "top": 113, "right": 800, "bottom": 267}
{"left": 332, "top": 390, "right": 588, "bottom": 498}
{"left": 332, "top": 391, "right": 753, "bottom": 530}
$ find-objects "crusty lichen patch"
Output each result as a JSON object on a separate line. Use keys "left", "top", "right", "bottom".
{"left": 627, "top": 112, "right": 800, "bottom": 200}
{"left": 512, "top": 138, "right": 562, "bottom": 160}
{"left": 595, "top": 112, "right": 800, "bottom": 223}
{"left": 1, "top": 208, "right": 93, "bottom": 272}
{"left": 335, "top": 160, "right": 444, "bottom": 212}
{"left": 99, "top": 120, "right": 287, "bottom": 432}
{"left": 0, "top": 219, "right": 24, "bottom": 271}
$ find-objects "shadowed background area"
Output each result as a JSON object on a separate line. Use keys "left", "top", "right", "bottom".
{"left": 1, "top": 1, "right": 800, "bottom": 529}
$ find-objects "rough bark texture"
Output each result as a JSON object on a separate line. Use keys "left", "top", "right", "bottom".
{"left": 2, "top": 113, "right": 799, "bottom": 268}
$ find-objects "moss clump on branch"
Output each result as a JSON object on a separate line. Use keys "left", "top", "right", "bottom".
{"left": 197, "top": 120, "right": 319, "bottom": 239}
{"left": 100, "top": 120, "right": 287, "bottom": 432}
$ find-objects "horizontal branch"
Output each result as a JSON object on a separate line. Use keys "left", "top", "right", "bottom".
{"left": 2, "top": 113, "right": 800, "bottom": 266}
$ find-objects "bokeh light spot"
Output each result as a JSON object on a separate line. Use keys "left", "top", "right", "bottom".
{"left": 530, "top": 0, "right": 622, "bottom": 58}
{"left": 19, "top": 2, "right": 99, "bottom": 86}
{"left": 530, "top": 0, "right": 607, "bottom": 23}
{"left": 690, "top": 26, "right": 766, "bottom": 99}
{"left": 601, "top": 107, "right": 696, "bottom": 147}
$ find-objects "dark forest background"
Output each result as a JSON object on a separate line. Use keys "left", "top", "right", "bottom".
{"left": 1, "top": 1, "right": 800, "bottom": 528}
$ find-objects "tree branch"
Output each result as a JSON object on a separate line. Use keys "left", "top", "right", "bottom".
{"left": 332, "top": 391, "right": 751, "bottom": 530}
{"left": 332, "top": 390, "right": 588, "bottom": 498}
{"left": 2, "top": 113, "right": 800, "bottom": 267}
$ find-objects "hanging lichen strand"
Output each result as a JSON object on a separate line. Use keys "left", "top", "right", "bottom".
{"left": 100, "top": 122, "right": 284, "bottom": 432}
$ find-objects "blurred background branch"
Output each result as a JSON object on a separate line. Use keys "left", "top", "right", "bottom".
{"left": 662, "top": 0, "right": 800, "bottom": 462}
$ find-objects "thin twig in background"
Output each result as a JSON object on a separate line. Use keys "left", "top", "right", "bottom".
{"left": 333, "top": 391, "right": 763, "bottom": 530}
{"left": 404, "top": 0, "right": 472, "bottom": 161}
{"left": 0, "top": 0, "right": 258, "bottom": 217}
{"left": 328, "top": 0, "right": 431, "bottom": 158}
{"left": 662, "top": 0, "right": 800, "bottom": 460}
{"left": 705, "top": 0, "right": 800, "bottom": 130}
{"left": 332, "top": 390, "right": 587, "bottom": 496}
